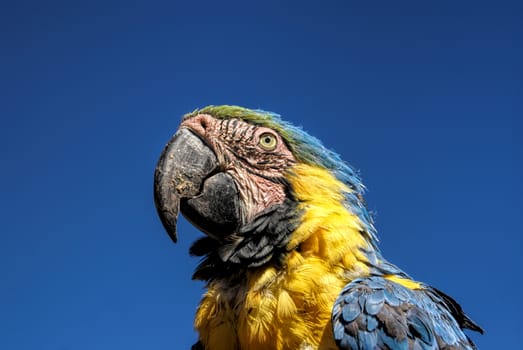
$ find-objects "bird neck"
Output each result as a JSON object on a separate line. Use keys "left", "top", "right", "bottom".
{"left": 286, "top": 164, "right": 378, "bottom": 277}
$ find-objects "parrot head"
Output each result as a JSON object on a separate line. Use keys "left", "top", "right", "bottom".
{"left": 154, "top": 105, "right": 377, "bottom": 278}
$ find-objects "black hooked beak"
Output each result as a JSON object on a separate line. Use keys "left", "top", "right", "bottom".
{"left": 153, "top": 128, "right": 241, "bottom": 243}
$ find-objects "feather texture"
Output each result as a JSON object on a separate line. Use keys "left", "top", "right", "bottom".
{"left": 332, "top": 276, "right": 480, "bottom": 350}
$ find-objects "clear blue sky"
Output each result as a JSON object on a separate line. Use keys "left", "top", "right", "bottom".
{"left": 1, "top": 1, "right": 521, "bottom": 349}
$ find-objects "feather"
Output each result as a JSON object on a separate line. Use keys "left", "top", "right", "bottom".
{"left": 365, "top": 289, "right": 385, "bottom": 315}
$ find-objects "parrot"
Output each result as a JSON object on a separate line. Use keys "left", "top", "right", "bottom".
{"left": 153, "top": 105, "right": 483, "bottom": 350}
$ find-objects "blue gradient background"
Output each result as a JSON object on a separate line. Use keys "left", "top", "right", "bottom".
{"left": 1, "top": 1, "right": 521, "bottom": 349}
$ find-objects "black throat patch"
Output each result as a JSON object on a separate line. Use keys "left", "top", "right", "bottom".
{"left": 189, "top": 196, "right": 302, "bottom": 281}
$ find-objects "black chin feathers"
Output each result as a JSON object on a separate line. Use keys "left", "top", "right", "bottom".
{"left": 189, "top": 198, "right": 302, "bottom": 280}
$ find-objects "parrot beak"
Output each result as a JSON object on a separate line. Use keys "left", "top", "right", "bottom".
{"left": 154, "top": 128, "right": 241, "bottom": 243}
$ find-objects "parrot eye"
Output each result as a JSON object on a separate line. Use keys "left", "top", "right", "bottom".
{"left": 258, "top": 132, "right": 278, "bottom": 151}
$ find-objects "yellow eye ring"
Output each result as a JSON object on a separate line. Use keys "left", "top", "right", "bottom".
{"left": 258, "top": 132, "right": 278, "bottom": 151}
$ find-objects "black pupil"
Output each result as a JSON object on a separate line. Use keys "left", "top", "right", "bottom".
{"left": 264, "top": 137, "right": 271, "bottom": 143}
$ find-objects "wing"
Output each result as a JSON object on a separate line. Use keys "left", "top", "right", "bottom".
{"left": 331, "top": 276, "right": 478, "bottom": 350}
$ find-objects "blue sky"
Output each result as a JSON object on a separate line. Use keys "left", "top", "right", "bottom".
{"left": 1, "top": 1, "right": 521, "bottom": 349}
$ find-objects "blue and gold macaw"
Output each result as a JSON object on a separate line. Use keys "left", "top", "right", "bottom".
{"left": 154, "top": 106, "right": 483, "bottom": 350}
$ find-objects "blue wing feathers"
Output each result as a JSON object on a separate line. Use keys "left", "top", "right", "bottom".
{"left": 358, "top": 330, "right": 378, "bottom": 349}
{"left": 380, "top": 333, "right": 408, "bottom": 350}
{"left": 364, "top": 289, "right": 385, "bottom": 315}
{"left": 366, "top": 315, "right": 378, "bottom": 332}
{"left": 332, "top": 276, "right": 480, "bottom": 349}
{"left": 406, "top": 309, "right": 438, "bottom": 350}
{"left": 384, "top": 288, "right": 402, "bottom": 307}
{"left": 342, "top": 295, "right": 362, "bottom": 323}
{"left": 334, "top": 319, "right": 347, "bottom": 340}
{"left": 340, "top": 335, "right": 359, "bottom": 350}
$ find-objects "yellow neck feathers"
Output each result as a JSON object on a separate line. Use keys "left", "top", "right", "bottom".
{"left": 287, "top": 163, "right": 373, "bottom": 275}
